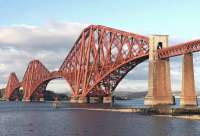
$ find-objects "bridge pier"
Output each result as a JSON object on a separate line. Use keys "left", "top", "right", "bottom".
{"left": 69, "top": 97, "right": 79, "bottom": 103}
{"left": 180, "top": 53, "right": 197, "bottom": 106}
{"left": 103, "top": 96, "right": 113, "bottom": 103}
{"left": 22, "top": 97, "right": 30, "bottom": 102}
{"left": 69, "top": 96, "right": 114, "bottom": 104}
{"left": 89, "top": 97, "right": 102, "bottom": 103}
{"left": 39, "top": 97, "right": 44, "bottom": 102}
{"left": 78, "top": 97, "right": 88, "bottom": 103}
{"left": 144, "top": 35, "right": 174, "bottom": 106}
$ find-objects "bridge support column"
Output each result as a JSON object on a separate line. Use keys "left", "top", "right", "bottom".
{"left": 144, "top": 35, "right": 174, "bottom": 106}
{"left": 22, "top": 97, "right": 30, "bottom": 102}
{"left": 103, "top": 96, "right": 113, "bottom": 103}
{"left": 78, "top": 97, "right": 88, "bottom": 103}
{"left": 89, "top": 97, "right": 102, "bottom": 103}
{"left": 69, "top": 97, "right": 78, "bottom": 103}
{"left": 39, "top": 97, "right": 44, "bottom": 102}
{"left": 180, "top": 53, "right": 197, "bottom": 106}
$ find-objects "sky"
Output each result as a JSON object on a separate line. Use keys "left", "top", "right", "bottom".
{"left": 0, "top": 0, "right": 200, "bottom": 93}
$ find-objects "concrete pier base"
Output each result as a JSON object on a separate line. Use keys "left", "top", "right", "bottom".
{"left": 69, "top": 97, "right": 78, "bottom": 103}
{"left": 144, "top": 60, "right": 175, "bottom": 105}
{"left": 39, "top": 97, "right": 44, "bottom": 102}
{"left": 78, "top": 97, "right": 88, "bottom": 103}
{"left": 5, "top": 98, "right": 9, "bottom": 101}
{"left": 103, "top": 96, "right": 113, "bottom": 104}
{"left": 180, "top": 96, "right": 197, "bottom": 106}
{"left": 144, "top": 35, "right": 174, "bottom": 106}
{"left": 89, "top": 97, "right": 102, "bottom": 103}
{"left": 22, "top": 98, "right": 30, "bottom": 102}
{"left": 2, "top": 97, "right": 6, "bottom": 101}
{"left": 180, "top": 53, "right": 197, "bottom": 106}
{"left": 144, "top": 95, "right": 175, "bottom": 105}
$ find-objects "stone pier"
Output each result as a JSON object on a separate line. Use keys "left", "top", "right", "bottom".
{"left": 89, "top": 97, "right": 102, "bottom": 103}
{"left": 69, "top": 97, "right": 78, "bottom": 103}
{"left": 103, "top": 96, "right": 113, "bottom": 103}
{"left": 180, "top": 53, "right": 197, "bottom": 106}
{"left": 144, "top": 35, "right": 174, "bottom": 105}
{"left": 39, "top": 97, "right": 44, "bottom": 102}
{"left": 78, "top": 97, "right": 88, "bottom": 103}
{"left": 22, "top": 98, "right": 30, "bottom": 102}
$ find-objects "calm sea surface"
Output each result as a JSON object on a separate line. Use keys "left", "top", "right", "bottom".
{"left": 0, "top": 99, "right": 200, "bottom": 136}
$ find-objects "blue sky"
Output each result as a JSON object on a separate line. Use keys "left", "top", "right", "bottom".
{"left": 0, "top": 0, "right": 200, "bottom": 93}
{"left": 1, "top": 0, "right": 200, "bottom": 39}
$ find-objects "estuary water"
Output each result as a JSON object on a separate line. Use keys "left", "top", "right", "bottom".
{"left": 0, "top": 99, "right": 200, "bottom": 136}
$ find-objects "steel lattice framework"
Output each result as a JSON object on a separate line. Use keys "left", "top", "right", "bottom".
{"left": 22, "top": 60, "right": 69, "bottom": 100}
{"left": 5, "top": 25, "right": 200, "bottom": 101}
{"left": 59, "top": 25, "right": 149, "bottom": 98}
{"left": 158, "top": 39, "right": 200, "bottom": 58}
{"left": 22, "top": 60, "right": 51, "bottom": 100}
{"left": 5, "top": 73, "right": 21, "bottom": 100}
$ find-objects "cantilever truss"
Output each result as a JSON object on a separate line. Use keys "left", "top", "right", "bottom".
{"left": 6, "top": 25, "right": 200, "bottom": 101}
{"left": 5, "top": 25, "right": 149, "bottom": 100}
{"left": 22, "top": 60, "right": 51, "bottom": 100}
{"left": 59, "top": 25, "right": 149, "bottom": 98}
{"left": 5, "top": 72, "right": 21, "bottom": 100}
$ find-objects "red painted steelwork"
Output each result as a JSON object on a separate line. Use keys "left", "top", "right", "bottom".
{"left": 5, "top": 72, "right": 21, "bottom": 100}
{"left": 59, "top": 25, "right": 149, "bottom": 98}
{"left": 7, "top": 25, "right": 200, "bottom": 101}
{"left": 22, "top": 60, "right": 50, "bottom": 100}
{"left": 5, "top": 25, "right": 150, "bottom": 100}
{"left": 22, "top": 60, "right": 73, "bottom": 101}
{"left": 158, "top": 39, "right": 200, "bottom": 59}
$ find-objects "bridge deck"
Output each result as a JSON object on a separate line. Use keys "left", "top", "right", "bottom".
{"left": 158, "top": 40, "right": 200, "bottom": 58}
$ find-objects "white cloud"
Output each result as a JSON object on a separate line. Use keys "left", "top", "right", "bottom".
{"left": 0, "top": 22, "right": 87, "bottom": 93}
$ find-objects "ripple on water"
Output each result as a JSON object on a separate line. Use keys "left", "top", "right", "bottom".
{"left": 0, "top": 101, "right": 199, "bottom": 136}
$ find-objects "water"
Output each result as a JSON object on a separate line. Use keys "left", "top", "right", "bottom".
{"left": 116, "top": 98, "right": 200, "bottom": 108}
{"left": 0, "top": 100, "right": 200, "bottom": 136}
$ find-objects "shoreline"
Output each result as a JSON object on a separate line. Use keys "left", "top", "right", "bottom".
{"left": 1, "top": 101, "right": 200, "bottom": 120}
{"left": 59, "top": 107, "right": 200, "bottom": 121}
{"left": 153, "top": 114, "right": 200, "bottom": 120}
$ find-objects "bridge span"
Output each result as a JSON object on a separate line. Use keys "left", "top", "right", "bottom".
{"left": 4, "top": 25, "right": 200, "bottom": 106}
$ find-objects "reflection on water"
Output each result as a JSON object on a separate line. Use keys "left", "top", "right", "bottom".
{"left": 0, "top": 99, "right": 199, "bottom": 136}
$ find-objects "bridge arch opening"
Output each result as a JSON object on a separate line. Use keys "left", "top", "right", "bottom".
{"left": 46, "top": 78, "right": 71, "bottom": 98}
{"left": 8, "top": 87, "right": 21, "bottom": 101}
{"left": 30, "top": 77, "right": 71, "bottom": 101}
{"left": 114, "top": 60, "right": 148, "bottom": 100}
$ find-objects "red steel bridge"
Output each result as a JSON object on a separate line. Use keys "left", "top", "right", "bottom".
{"left": 4, "top": 25, "right": 200, "bottom": 105}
